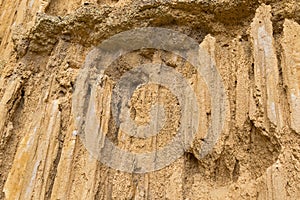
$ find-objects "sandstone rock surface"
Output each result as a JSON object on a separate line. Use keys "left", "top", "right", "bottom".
{"left": 0, "top": 0, "right": 300, "bottom": 199}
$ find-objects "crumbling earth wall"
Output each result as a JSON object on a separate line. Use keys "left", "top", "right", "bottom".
{"left": 0, "top": 0, "right": 300, "bottom": 199}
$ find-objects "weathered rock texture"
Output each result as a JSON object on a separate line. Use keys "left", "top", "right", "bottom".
{"left": 0, "top": 0, "right": 300, "bottom": 199}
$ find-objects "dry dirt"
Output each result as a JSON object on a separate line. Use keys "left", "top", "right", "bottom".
{"left": 0, "top": 0, "right": 300, "bottom": 199}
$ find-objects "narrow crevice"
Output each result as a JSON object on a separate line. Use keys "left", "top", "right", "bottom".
{"left": 45, "top": 121, "right": 64, "bottom": 200}
{"left": 232, "top": 159, "right": 240, "bottom": 182}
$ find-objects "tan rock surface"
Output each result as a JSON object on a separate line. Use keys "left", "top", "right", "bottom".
{"left": 0, "top": 0, "right": 300, "bottom": 199}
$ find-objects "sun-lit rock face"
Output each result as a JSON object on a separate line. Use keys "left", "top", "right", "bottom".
{"left": 0, "top": 0, "right": 300, "bottom": 199}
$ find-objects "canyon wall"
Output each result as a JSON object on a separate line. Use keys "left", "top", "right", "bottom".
{"left": 0, "top": 0, "right": 300, "bottom": 199}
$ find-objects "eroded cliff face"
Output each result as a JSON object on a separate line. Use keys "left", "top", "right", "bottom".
{"left": 0, "top": 0, "right": 300, "bottom": 199}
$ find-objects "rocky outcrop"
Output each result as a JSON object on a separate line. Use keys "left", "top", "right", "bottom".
{"left": 0, "top": 0, "right": 300, "bottom": 199}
